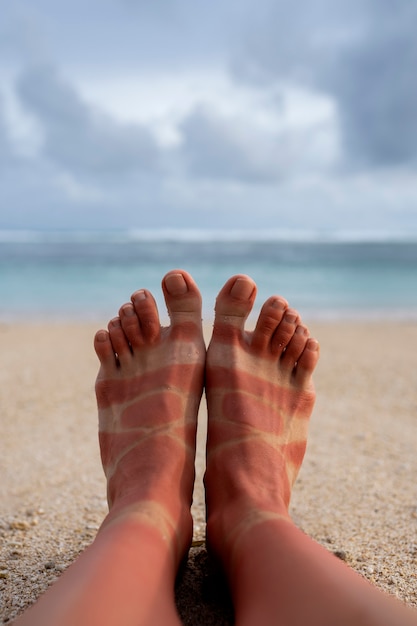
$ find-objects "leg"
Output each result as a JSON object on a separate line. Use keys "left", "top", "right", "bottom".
{"left": 204, "top": 275, "right": 417, "bottom": 626}
{"left": 15, "top": 270, "right": 205, "bottom": 626}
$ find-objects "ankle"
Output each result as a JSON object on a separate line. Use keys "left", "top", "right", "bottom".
{"left": 101, "top": 500, "right": 194, "bottom": 565}
{"left": 206, "top": 496, "right": 290, "bottom": 563}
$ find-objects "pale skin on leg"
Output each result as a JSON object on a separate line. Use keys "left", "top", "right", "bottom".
{"left": 14, "top": 270, "right": 206, "bottom": 626}
{"left": 204, "top": 274, "right": 417, "bottom": 626}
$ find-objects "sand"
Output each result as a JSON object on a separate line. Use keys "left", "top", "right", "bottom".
{"left": 1, "top": 320, "right": 416, "bottom": 624}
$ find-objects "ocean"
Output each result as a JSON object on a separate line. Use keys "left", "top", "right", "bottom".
{"left": 1, "top": 229, "right": 417, "bottom": 322}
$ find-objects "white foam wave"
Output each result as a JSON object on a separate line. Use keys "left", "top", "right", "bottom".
{"left": 0, "top": 228, "right": 416, "bottom": 244}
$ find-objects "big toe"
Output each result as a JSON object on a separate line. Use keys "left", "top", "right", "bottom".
{"left": 162, "top": 269, "right": 203, "bottom": 330}
{"left": 213, "top": 274, "right": 257, "bottom": 333}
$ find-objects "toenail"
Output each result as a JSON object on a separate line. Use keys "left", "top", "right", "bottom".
{"left": 132, "top": 290, "right": 147, "bottom": 302}
{"left": 230, "top": 278, "right": 254, "bottom": 300}
{"left": 165, "top": 273, "right": 188, "bottom": 295}
{"left": 295, "top": 325, "right": 307, "bottom": 335}
{"left": 96, "top": 330, "right": 108, "bottom": 342}
{"left": 271, "top": 298, "right": 287, "bottom": 310}
{"left": 284, "top": 312, "right": 297, "bottom": 323}
{"left": 308, "top": 339, "right": 320, "bottom": 351}
{"left": 110, "top": 318, "right": 121, "bottom": 327}
{"left": 122, "top": 305, "right": 136, "bottom": 317}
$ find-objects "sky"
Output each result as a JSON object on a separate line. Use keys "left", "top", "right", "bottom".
{"left": 1, "top": 0, "right": 417, "bottom": 236}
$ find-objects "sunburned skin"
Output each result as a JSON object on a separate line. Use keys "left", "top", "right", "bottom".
{"left": 204, "top": 275, "right": 319, "bottom": 567}
{"left": 95, "top": 271, "right": 206, "bottom": 563}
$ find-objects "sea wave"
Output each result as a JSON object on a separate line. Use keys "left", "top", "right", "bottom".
{"left": 1, "top": 228, "right": 417, "bottom": 244}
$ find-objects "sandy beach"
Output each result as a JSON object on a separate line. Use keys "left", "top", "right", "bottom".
{"left": 1, "top": 320, "right": 416, "bottom": 624}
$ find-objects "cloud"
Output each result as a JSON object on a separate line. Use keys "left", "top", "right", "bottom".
{"left": 0, "top": 92, "right": 27, "bottom": 172}
{"left": 1, "top": 0, "right": 416, "bottom": 234}
{"left": 15, "top": 65, "right": 161, "bottom": 180}
{"left": 324, "top": 0, "right": 417, "bottom": 167}
{"left": 178, "top": 92, "right": 338, "bottom": 183}
{"left": 12, "top": 63, "right": 339, "bottom": 187}
{"left": 235, "top": 0, "right": 417, "bottom": 168}
{"left": 0, "top": 98, "right": 12, "bottom": 165}
{"left": 179, "top": 106, "right": 286, "bottom": 182}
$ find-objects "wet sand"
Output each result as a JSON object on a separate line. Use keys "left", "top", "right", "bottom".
{"left": 1, "top": 320, "right": 416, "bottom": 623}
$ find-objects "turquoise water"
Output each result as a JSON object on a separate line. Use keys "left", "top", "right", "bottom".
{"left": 1, "top": 230, "right": 417, "bottom": 322}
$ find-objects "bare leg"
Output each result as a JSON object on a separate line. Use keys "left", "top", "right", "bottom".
{"left": 15, "top": 270, "right": 205, "bottom": 626}
{"left": 204, "top": 275, "right": 417, "bottom": 626}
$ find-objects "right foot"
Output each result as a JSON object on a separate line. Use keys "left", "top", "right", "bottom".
{"left": 94, "top": 269, "right": 205, "bottom": 565}
{"left": 204, "top": 275, "right": 320, "bottom": 569}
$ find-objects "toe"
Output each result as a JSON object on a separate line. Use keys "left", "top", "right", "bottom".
{"left": 213, "top": 275, "right": 257, "bottom": 334}
{"left": 108, "top": 317, "right": 132, "bottom": 365}
{"left": 119, "top": 302, "right": 144, "bottom": 349}
{"left": 162, "top": 269, "right": 202, "bottom": 331}
{"left": 94, "top": 329, "right": 116, "bottom": 368}
{"left": 294, "top": 338, "right": 320, "bottom": 387}
{"left": 252, "top": 296, "right": 288, "bottom": 350}
{"left": 270, "top": 308, "right": 300, "bottom": 355}
{"left": 280, "top": 324, "right": 309, "bottom": 372}
{"left": 130, "top": 289, "right": 161, "bottom": 343}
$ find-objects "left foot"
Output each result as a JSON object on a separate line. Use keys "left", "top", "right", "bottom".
{"left": 94, "top": 269, "right": 205, "bottom": 564}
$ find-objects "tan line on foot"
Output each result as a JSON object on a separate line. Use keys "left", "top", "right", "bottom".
{"left": 94, "top": 269, "right": 205, "bottom": 565}
{"left": 204, "top": 275, "right": 319, "bottom": 560}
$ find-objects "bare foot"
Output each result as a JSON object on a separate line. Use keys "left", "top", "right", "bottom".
{"left": 204, "top": 274, "right": 319, "bottom": 568}
{"left": 94, "top": 269, "right": 205, "bottom": 565}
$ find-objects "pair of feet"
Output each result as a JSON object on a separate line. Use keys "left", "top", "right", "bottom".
{"left": 94, "top": 269, "right": 319, "bottom": 574}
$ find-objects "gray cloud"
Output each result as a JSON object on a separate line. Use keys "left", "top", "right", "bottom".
{"left": 1, "top": 0, "right": 417, "bottom": 233}
{"left": 324, "top": 1, "right": 417, "bottom": 167}
{"left": 16, "top": 66, "right": 161, "bottom": 180}
{"left": 0, "top": 103, "right": 10, "bottom": 164}
{"left": 0, "top": 95, "right": 18, "bottom": 168}
{"left": 178, "top": 107, "right": 285, "bottom": 183}
{"left": 235, "top": 0, "right": 417, "bottom": 168}
{"left": 178, "top": 103, "right": 337, "bottom": 183}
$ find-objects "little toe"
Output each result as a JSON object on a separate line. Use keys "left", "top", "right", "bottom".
{"left": 94, "top": 329, "right": 117, "bottom": 368}
{"left": 162, "top": 269, "right": 202, "bottom": 331}
{"left": 130, "top": 289, "right": 161, "bottom": 344}
{"left": 270, "top": 308, "right": 300, "bottom": 355}
{"left": 252, "top": 296, "right": 288, "bottom": 350}
{"left": 108, "top": 317, "right": 132, "bottom": 365}
{"left": 213, "top": 274, "right": 257, "bottom": 334}
{"left": 294, "top": 338, "right": 320, "bottom": 387}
